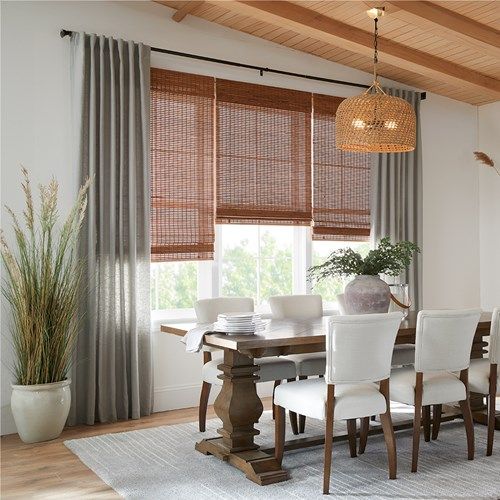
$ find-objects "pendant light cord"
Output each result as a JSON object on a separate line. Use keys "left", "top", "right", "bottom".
{"left": 373, "top": 17, "right": 379, "bottom": 83}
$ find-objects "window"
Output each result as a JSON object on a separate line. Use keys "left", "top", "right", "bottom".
{"left": 150, "top": 262, "right": 198, "bottom": 313}
{"left": 219, "top": 225, "right": 293, "bottom": 311}
{"left": 311, "top": 240, "right": 370, "bottom": 309}
{"left": 149, "top": 70, "right": 373, "bottom": 316}
{"left": 149, "top": 230, "right": 370, "bottom": 315}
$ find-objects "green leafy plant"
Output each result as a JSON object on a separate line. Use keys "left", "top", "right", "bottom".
{"left": 308, "top": 237, "right": 420, "bottom": 284}
{"left": 1, "top": 169, "right": 90, "bottom": 385}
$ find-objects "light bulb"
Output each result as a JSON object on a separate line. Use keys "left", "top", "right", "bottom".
{"left": 352, "top": 119, "right": 366, "bottom": 129}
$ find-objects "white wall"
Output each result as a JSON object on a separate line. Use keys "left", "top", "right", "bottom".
{"left": 1, "top": 0, "right": 487, "bottom": 435}
{"left": 478, "top": 102, "right": 500, "bottom": 311}
{"left": 421, "top": 95, "right": 480, "bottom": 308}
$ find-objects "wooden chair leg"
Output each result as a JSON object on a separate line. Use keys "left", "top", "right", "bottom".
{"left": 423, "top": 405, "right": 431, "bottom": 442}
{"left": 286, "top": 378, "right": 299, "bottom": 435}
{"left": 298, "top": 375, "right": 307, "bottom": 433}
{"left": 347, "top": 419, "right": 357, "bottom": 458}
{"left": 289, "top": 411, "right": 299, "bottom": 435}
{"left": 432, "top": 404, "right": 442, "bottom": 440}
{"left": 459, "top": 368, "right": 474, "bottom": 461}
{"left": 199, "top": 382, "right": 212, "bottom": 432}
{"left": 359, "top": 417, "right": 369, "bottom": 455}
{"left": 487, "top": 364, "right": 497, "bottom": 456}
{"left": 379, "top": 379, "right": 397, "bottom": 479}
{"left": 272, "top": 380, "right": 281, "bottom": 420}
{"left": 411, "top": 373, "right": 423, "bottom": 473}
{"left": 275, "top": 405, "right": 286, "bottom": 465}
{"left": 323, "top": 385, "right": 335, "bottom": 495}
{"left": 380, "top": 410, "right": 397, "bottom": 479}
{"left": 459, "top": 399, "right": 475, "bottom": 461}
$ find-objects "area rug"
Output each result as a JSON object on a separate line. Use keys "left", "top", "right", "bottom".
{"left": 65, "top": 406, "right": 500, "bottom": 499}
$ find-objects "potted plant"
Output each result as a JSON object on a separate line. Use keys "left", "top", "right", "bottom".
{"left": 1, "top": 169, "right": 90, "bottom": 443}
{"left": 309, "top": 237, "right": 420, "bottom": 314}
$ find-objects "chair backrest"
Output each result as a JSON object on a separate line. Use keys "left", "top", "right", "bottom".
{"left": 269, "top": 294, "right": 323, "bottom": 320}
{"left": 336, "top": 293, "right": 348, "bottom": 315}
{"left": 488, "top": 307, "right": 500, "bottom": 364}
{"left": 324, "top": 312, "right": 403, "bottom": 384}
{"left": 414, "top": 309, "right": 482, "bottom": 372}
{"left": 194, "top": 297, "right": 254, "bottom": 323}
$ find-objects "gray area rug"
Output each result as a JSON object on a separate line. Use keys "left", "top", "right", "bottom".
{"left": 65, "top": 405, "right": 500, "bottom": 499}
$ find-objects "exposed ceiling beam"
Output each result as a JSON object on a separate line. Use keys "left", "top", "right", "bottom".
{"left": 215, "top": 1, "right": 500, "bottom": 96}
{"left": 385, "top": 1, "right": 500, "bottom": 60}
{"left": 172, "top": 1, "right": 204, "bottom": 22}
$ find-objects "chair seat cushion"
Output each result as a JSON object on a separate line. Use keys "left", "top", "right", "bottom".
{"left": 202, "top": 356, "right": 296, "bottom": 385}
{"left": 287, "top": 353, "right": 326, "bottom": 377}
{"left": 391, "top": 344, "right": 415, "bottom": 367}
{"left": 390, "top": 366, "right": 466, "bottom": 406}
{"left": 274, "top": 378, "right": 387, "bottom": 421}
{"left": 468, "top": 358, "right": 499, "bottom": 395}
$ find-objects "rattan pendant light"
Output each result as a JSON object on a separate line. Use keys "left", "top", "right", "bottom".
{"left": 336, "top": 8, "right": 416, "bottom": 153}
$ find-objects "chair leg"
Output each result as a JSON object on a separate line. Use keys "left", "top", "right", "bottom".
{"left": 275, "top": 405, "right": 286, "bottom": 465}
{"left": 359, "top": 417, "right": 369, "bottom": 455}
{"left": 423, "top": 405, "right": 431, "bottom": 442}
{"left": 459, "top": 399, "right": 475, "bottom": 461}
{"left": 298, "top": 375, "right": 307, "bottom": 433}
{"left": 199, "top": 382, "right": 212, "bottom": 432}
{"left": 289, "top": 411, "right": 299, "bottom": 435}
{"left": 272, "top": 380, "right": 281, "bottom": 420}
{"left": 487, "top": 365, "right": 497, "bottom": 456}
{"left": 347, "top": 419, "right": 357, "bottom": 458}
{"left": 412, "top": 372, "right": 423, "bottom": 473}
{"left": 286, "top": 378, "right": 299, "bottom": 435}
{"left": 323, "top": 385, "right": 335, "bottom": 495}
{"left": 432, "top": 404, "right": 442, "bottom": 440}
{"left": 380, "top": 410, "right": 397, "bottom": 479}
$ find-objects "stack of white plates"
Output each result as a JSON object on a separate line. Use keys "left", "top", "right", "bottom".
{"left": 213, "top": 312, "right": 266, "bottom": 335}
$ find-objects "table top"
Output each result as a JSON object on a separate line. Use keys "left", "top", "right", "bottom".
{"left": 161, "top": 311, "right": 492, "bottom": 353}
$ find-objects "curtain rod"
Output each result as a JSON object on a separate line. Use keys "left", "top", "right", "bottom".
{"left": 60, "top": 29, "right": 426, "bottom": 100}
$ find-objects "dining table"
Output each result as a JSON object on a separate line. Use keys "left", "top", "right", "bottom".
{"left": 161, "top": 310, "right": 495, "bottom": 486}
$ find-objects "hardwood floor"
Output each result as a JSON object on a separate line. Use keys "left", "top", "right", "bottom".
{"left": 2, "top": 397, "right": 498, "bottom": 498}
{"left": 1, "top": 399, "right": 271, "bottom": 499}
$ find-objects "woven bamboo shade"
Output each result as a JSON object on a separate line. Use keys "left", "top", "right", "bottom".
{"left": 216, "top": 79, "right": 312, "bottom": 225}
{"left": 150, "top": 68, "right": 215, "bottom": 262}
{"left": 335, "top": 87, "right": 416, "bottom": 153}
{"left": 313, "top": 93, "right": 371, "bottom": 241}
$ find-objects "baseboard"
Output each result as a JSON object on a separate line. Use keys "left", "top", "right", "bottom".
{"left": 2, "top": 384, "right": 275, "bottom": 434}
{"left": 153, "top": 381, "right": 274, "bottom": 414}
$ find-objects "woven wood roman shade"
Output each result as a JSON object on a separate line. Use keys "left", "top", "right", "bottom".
{"left": 313, "top": 94, "right": 372, "bottom": 241}
{"left": 150, "top": 68, "right": 215, "bottom": 261}
{"left": 216, "top": 79, "right": 312, "bottom": 225}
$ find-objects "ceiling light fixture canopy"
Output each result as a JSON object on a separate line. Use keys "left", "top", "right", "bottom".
{"left": 335, "top": 7, "right": 416, "bottom": 153}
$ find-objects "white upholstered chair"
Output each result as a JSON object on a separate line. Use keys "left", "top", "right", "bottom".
{"left": 195, "top": 297, "right": 297, "bottom": 432}
{"left": 386, "top": 309, "right": 482, "bottom": 472}
{"left": 269, "top": 294, "right": 326, "bottom": 434}
{"left": 461, "top": 307, "right": 498, "bottom": 455}
{"left": 274, "top": 312, "right": 403, "bottom": 494}
{"left": 337, "top": 293, "right": 415, "bottom": 367}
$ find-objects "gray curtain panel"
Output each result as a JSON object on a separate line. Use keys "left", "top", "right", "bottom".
{"left": 69, "top": 32, "right": 153, "bottom": 425}
{"left": 371, "top": 88, "right": 423, "bottom": 310}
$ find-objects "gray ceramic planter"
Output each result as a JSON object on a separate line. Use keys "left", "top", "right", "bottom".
{"left": 344, "top": 275, "right": 391, "bottom": 314}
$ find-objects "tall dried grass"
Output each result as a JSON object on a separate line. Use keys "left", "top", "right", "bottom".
{"left": 1, "top": 168, "right": 90, "bottom": 385}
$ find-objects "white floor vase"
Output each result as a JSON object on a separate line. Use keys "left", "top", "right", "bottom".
{"left": 11, "top": 379, "right": 71, "bottom": 443}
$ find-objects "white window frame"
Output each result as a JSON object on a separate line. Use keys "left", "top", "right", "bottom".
{"left": 151, "top": 225, "right": 364, "bottom": 321}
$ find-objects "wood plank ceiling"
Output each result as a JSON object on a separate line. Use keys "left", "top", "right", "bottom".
{"left": 156, "top": 1, "right": 500, "bottom": 105}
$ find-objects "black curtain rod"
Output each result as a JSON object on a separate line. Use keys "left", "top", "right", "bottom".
{"left": 60, "top": 29, "right": 426, "bottom": 100}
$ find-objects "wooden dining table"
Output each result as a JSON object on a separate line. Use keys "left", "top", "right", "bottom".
{"left": 161, "top": 311, "right": 495, "bottom": 486}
